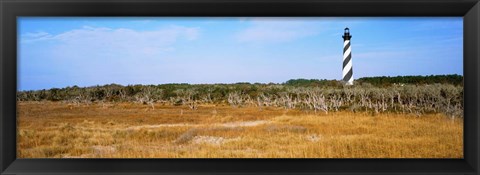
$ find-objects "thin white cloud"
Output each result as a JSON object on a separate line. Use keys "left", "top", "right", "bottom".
{"left": 23, "top": 31, "right": 51, "bottom": 38}
{"left": 235, "top": 18, "right": 319, "bottom": 43}
{"left": 22, "top": 31, "right": 54, "bottom": 43}
{"left": 21, "top": 25, "right": 199, "bottom": 57}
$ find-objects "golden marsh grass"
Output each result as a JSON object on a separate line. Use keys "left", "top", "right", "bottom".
{"left": 17, "top": 101, "right": 463, "bottom": 158}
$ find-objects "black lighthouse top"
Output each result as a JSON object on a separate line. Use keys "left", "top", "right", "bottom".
{"left": 342, "top": 27, "right": 352, "bottom": 41}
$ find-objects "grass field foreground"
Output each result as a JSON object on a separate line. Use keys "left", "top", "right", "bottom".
{"left": 17, "top": 101, "right": 463, "bottom": 158}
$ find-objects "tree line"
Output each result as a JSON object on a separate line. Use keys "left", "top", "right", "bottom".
{"left": 281, "top": 75, "right": 462, "bottom": 87}
{"left": 356, "top": 74, "right": 463, "bottom": 86}
{"left": 17, "top": 75, "right": 463, "bottom": 118}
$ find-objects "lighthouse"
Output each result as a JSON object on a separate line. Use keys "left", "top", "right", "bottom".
{"left": 342, "top": 27, "right": 353, "bottom": 85}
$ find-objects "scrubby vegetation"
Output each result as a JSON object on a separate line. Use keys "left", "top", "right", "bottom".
{"left": 17, "top": 75, "right": 464, "bottom": 119}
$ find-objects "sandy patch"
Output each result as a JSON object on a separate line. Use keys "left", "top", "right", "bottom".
{"left": 306, "top": 134, "right": 322, "bottom": 142}
{"left": 219, "top": 120, "right": 270, "bottom": 128}
{"left": 91, "top": 145, "right": 116, "bottom": 155}
{"left": 127, "top": 120, "right": 270, "bottom": 130}
{"left": 191, "top": 136, "right": 241, "bottom": 145}
{"left": 126, "top": 123, "right": 199, "bottom": 130}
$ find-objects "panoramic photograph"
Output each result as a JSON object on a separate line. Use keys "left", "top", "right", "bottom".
{"left": 17, "top": 17, "right": 463, "bottom": 158}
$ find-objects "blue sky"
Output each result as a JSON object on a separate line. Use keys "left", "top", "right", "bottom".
{"left": 18, "top": 17, "right": 463, "bottom": 91}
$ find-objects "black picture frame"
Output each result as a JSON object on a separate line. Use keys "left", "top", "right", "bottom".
{"left": 1, "top": 0, "right": 479, "bottom": 174}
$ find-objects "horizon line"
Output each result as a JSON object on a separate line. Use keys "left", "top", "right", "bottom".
{"left": 18, "top": 74, "right": 463, "bottom": 91}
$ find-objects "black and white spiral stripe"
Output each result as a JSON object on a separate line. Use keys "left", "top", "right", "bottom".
{"left": 342, "top": 39, "right": 353, "bottom": 85}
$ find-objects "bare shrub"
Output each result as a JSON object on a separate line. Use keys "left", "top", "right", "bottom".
{"left": 227, "top": 91, "right": 249, "bottom": 108}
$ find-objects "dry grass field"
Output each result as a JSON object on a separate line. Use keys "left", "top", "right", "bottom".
{"left": 17, "top": 101, "right": 463, "bottom": 158}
